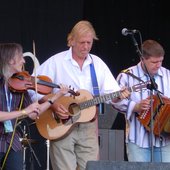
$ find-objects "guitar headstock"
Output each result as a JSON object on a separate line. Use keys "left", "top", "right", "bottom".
{"left": 131, "top": 81, "right": 150, "bottom": 92}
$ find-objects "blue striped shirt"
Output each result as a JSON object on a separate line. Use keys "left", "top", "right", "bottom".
{"left": 116, "top": 62, "right": 170, "bottom": 148}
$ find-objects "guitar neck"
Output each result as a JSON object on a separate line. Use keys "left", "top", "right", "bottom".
{"left": 79, "top": 86, "right": 137, "bottom": 110}
{"left": 79, "top": 91, "right": 121, "bottom": 110}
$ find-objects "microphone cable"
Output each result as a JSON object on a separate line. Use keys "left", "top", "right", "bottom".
{"left": 1, "top": 93, "right": 25, "bottom": 170}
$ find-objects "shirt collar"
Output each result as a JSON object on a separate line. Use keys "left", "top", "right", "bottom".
{"left": 64, "top": 47, "right": 92, "bottom": 66}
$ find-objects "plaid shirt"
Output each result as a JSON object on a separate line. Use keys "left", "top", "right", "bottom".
{"left": 0, "top": 77, "right": 32, "bottom": 153}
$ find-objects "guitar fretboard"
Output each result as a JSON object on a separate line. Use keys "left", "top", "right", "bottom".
{"left": 78, "top": 84, "right": 144, "bottom": 110}
{"left": 79, "top": 91, "right": 121, "bottom": 110}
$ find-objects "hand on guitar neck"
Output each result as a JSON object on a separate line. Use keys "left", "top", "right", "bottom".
{"left": 113, "top": 86, "right": 130, "bottom": 102}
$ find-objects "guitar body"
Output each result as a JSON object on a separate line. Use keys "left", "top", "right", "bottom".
{"left": 36, "top": 89, "right": 96, "bottom": 140}
{"left": 35, "top": 82, "right": 148, "bottom": 140}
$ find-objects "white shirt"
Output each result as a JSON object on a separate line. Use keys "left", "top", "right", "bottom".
{"left": 117, "top": 62, "right": 170, "bottom": 148}
{"left": 29, "top": 47, "right": 121, "bottom": 107}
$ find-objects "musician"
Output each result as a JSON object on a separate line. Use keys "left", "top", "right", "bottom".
{"left": 116, "top": 39, "right": 170, "bottom": 162}
{"left": 0, "top": 43, "right": 69, "bottom": 170}
{"left": 29, "top": 20, "right": 130, "bottom": 170}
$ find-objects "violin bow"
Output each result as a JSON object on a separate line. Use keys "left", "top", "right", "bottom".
{"left": 33, "top": 40, "right": 38, "bottom": 101}
{"left": 33, "top": 41, "right": 50, "bottom": 170}
{"left": 33, "top": 40, "right": 40, "bottom": 119}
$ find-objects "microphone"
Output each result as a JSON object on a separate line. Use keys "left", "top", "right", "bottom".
{"left": 121, "top": 28, "right": 138, "bottom": 36}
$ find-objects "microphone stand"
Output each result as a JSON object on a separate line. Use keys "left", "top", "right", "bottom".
{"left": 22, "top": 125, "right": 27, "bottom": 170}
{"left": 130, "top": 33, "right": 164, "bottom": 162}
{"left": 19, "top": 124, "right": 42, "bottom": 169}
{"left": 131, "top": 34, "right": 142, "bottom": 57}
{"left": 46, "top": 140, "right": 50, "bottom": 170}
{"left": 27, "top": 136, "right": 42, "bottom": 170}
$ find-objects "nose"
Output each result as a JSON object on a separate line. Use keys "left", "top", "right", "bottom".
{"left": 156, "top": 62, "right": 162, "bottom": 68}
{"left": 83, "top": 43, "right": 88, "bottom": 49}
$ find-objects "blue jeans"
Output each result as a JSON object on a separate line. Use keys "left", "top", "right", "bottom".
{"left": 0, "top": 150, "right": 23, "bottom": 170}
{"left": 127, "top": 142, "right": 170, "bottom": 162}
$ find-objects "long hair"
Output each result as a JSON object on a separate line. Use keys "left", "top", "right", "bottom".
{"left": 0, "top": 43, "right": 23, "bottom": 79}
{"left": 67, "top": 20, "right": 99, "bottom": 47}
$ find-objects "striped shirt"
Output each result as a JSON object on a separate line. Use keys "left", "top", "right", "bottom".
{"left": 116, "top": 62, "right": 170, "bottom": 148}
{"left": 0, "top": 77, "right": 32, "bottom": 153}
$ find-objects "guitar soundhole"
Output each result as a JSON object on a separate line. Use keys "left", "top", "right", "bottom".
{"left": 69, "top": 103, "right": 80, "bottom": 116}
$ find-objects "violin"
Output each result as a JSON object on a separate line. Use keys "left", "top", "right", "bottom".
{"left": 8, "top": 71, "right": 78, "bottom": 96}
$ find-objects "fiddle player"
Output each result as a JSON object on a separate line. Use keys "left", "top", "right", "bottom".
{"left": 116, "top": 39, "right": 170, "bottom": 162}
{"left": 0, "top": 43, "right": 69, "bottom": 170}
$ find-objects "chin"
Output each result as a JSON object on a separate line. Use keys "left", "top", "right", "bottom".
{"left": 16, "top": 68, "right": 22, "bottom": 72}
{"left": 153, "top": 71, "right": 158, "bottom": 75}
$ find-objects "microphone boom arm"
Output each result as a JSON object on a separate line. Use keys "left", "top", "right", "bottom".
{"left": 131, "top": 34, "right": 142, "bottom": 57}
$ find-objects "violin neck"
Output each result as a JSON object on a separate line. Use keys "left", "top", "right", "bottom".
{"left": 37, "top": 79, "right": 60, "bottom": 89}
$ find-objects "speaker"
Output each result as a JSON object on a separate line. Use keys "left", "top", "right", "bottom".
{"left": 86, "top": 161, "right": 170, "bottom": 170}
{"left": 98, "top": 129, "right": 124, "bottom": 161}
{"left": 98, "top": 103, "right": 118, "bottom": 129}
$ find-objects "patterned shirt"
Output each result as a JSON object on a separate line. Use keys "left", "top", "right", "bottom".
{"left": 116, "top": 62, "right": 170, "bottom": 148}
{"left": 0, "top": 77, "right": 32, "bottom": 153}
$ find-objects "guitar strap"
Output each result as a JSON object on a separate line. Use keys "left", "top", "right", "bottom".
{"left": 90, "top": 56, "right": 103, "bottom": 121}
{"left": 90, "top": 62, "right": 100, "bottom": 96}
{"left": 123, "top": 70, "right": 145, "bottom": 83}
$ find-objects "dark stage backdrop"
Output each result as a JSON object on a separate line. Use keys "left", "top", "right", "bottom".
{"left": 0, "top": 0, "right": 170, "bottom": 169}
{"left": 83, "top": 0, "right": 170, "bottom": 76}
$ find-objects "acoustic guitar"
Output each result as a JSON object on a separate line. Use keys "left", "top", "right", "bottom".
{"left": 36, "top": 82, "right": 148, "bottom": 140}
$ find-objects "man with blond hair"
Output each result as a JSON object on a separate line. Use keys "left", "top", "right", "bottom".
{"left": 31, "top": 20, "right": 130, "bottom": 170}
